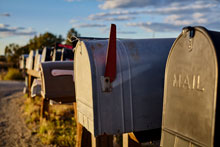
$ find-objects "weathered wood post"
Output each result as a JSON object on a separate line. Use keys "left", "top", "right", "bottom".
{"left": 123, "top": 133, "right": 141, "bottom": 147}
{"left": 40, "top": 98, "right": 50, "bottom": 120}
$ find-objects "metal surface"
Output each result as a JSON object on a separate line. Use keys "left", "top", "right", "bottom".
{"left": 62, "top": 48, "right": 74, "bottom": 61}
{"left": 26, "top": 50, "right": 35, "bottom": 70}
{"left": 161, "top": 27, "right": 220, "bottom": 147}
{"left": 19, "top": 54, "right": 28, "bottom": 69}
{"left": 34, "top": 49, "right": 42, "bottom": 71}
{"left": 40, "top": 61, "right": 75, "bottom": 103}
{"left": 41, "top": 47, "right": 53, "bottom": 62}
{"left": 74, "top": 38, "right": 175, "bottom": 136}
{"left": 52, "top": 49, "right": 62, "bottom": 61}
{"left": 31, "top": 78, "right": 42, "bottom": 97}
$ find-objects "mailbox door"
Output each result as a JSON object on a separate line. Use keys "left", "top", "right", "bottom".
{"left": 41, "top": 61, "right": 75, "bottom": 103}
{"left": 161, "top": 27, "right": 218, "bottom": 147}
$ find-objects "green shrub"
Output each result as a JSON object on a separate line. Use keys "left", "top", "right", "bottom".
{"left": 3, "top": 68, "right": 24, "bottom": 80}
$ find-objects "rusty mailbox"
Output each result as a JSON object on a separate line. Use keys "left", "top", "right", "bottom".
{"left": 40, "top": 61, "right": 75, "bottom": 103}
{"left": 74, "top": 24, "right": 175, "bottom": 136}
{"left": 161, "top": 26, "right": 220, "bottom": 147}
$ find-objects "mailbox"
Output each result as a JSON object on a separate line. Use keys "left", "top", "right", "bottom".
{"left": 52, "top": 49, "right": 62, "bottom": 61}
{"left": 41, "top": 47, "right": 53, "bottom": 62}
{"left": 26, "top": 50, "right": 35, "bottom": 70}
{"left": 62, "top": 48, "right": 74, "bottom": 61}
{"left": 19, "top": 54, "right": 28, "bottom": 70}
{"left": 40, "top": 61, "right": 75, "bottom": 103}
{"left": 31, "top": 78, "right": 42, "bottom": 97}
{"left": 160, "top": 27, "right": 220, "bottom": 147}
{"left": 74, "top": 37, "right": 175, "bottom": 136}
{"left": 34, "top": 49, "right": 42, "bottom": 71}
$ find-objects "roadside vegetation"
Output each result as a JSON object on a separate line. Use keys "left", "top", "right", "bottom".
{"left": 2, "top": 68, "right": 24, "bottom": 80}
{"left": 23, "top": 96, "right": 76, "bottom": 146}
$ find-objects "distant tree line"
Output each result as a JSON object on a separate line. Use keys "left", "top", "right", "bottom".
{"left": 4, "top": 28, "right": 80, "bottom": 68}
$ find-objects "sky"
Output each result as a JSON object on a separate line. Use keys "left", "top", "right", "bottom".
{"left": 1, "top": 0, "right": 220, "bottom": 55}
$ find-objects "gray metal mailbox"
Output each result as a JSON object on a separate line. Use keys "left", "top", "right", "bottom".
{"left": 74, "top": 38, "right": 175, "bottom": 136}
{"left": 161, "top": 26, "right": 220, "bottom": 147}
{"left": 40, "top": 61, "right": 75, "bottom": 103}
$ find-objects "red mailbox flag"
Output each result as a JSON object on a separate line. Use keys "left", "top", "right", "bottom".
{"left": 104, "top": 24, "right": 117, "bottom": 83}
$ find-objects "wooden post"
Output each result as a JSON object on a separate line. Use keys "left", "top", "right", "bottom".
{"left": 76, "top": 123, "right": 92, "bottom": 147}
{"left": 40, "top": 97, "right": 50, "bottom": 120}
{"left": 123, "top": 133, "right": 142, "bottom": 147}
{"left": 28, "top": 74, "right": 32, "bottom": 97}
{"left": 74, "top": 102, "right": 92, "bottom": 147}
{"left": 91, "top": 134, "right": 113, "bottom": 147}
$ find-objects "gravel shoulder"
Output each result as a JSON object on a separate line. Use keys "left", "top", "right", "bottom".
{"left": 0, "top": 81, "right": 45, "bottom": 147}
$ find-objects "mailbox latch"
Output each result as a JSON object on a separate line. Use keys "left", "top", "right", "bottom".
{"left": 101, "top": 76, "right": 112, "bottom": 92}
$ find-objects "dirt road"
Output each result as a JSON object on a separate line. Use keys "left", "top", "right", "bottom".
{"left": 0, "top": 81, "right": 45, "bottom": 147}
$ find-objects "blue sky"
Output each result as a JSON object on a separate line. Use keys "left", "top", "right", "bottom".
{"left": 1, "top": 0, "right": 220, "bottom": 55}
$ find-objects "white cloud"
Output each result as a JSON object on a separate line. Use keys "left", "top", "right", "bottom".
{"left": 93, "top": 1, "right": 217, "bottom": 17}
{"left": 164, "top": 14, "right": 207, "bottom": 26}
{"left": 73, "top": 23, "right": 107, "bottom": 28}
{"left": 0, "top": 24, "right": 36, "bottom": 38}
{"left": 126, "top": 22, "right": 181, "bottom": 32}
{"left": 92, "top": 0, "right": 220, "bottom": 33}
{"left": 89, "top": 15, "right": 136, "bottom": 21}
{"left": 99, "top": 0, "right": 219, "bottom": 9}
{"left": 118, "top": 31, "right": 137, "bottom": 34}
{"left": 99, "top": 0, "right": 190, "bottom": 9}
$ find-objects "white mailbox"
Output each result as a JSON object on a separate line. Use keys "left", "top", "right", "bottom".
{"left": 74, "top": 37, "right": 175, "bottom": 136}
{"left": 19, "top": 54, "right": 28, "bottom": 70}
{"left": 34, "top": 49, "right": 42, "bottom": 71}
{"left": 26, "top": 50, "right": 35, "bottom": 70}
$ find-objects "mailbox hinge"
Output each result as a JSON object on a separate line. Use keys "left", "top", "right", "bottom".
{"left": 182, "top": 26, "right": 195, "bottom": 52}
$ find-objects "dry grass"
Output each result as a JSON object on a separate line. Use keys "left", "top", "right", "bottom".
{"left": 23, "top": 96, "right": 76, "bottom": 146}
{"left": 2, "top": 68, "right": 24, "bottom": 80}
